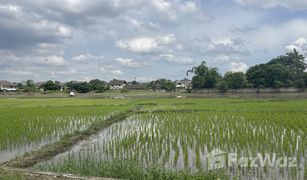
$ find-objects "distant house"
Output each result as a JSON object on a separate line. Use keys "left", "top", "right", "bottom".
{"left": 35, "top": 82, "right": 45, "bottom": 92}
{"left": 0, "top": 80, "right": 17, "bottom": 92}
{"left": 176, "top": 78, "right": 191, "bottom": 89}
{"left": 109, "top": 79, "right": 127, "bottom": 90}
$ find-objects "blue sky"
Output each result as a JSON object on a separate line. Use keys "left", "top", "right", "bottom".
{"left": 0, "top": 0, "right": 307, "bottom": 82}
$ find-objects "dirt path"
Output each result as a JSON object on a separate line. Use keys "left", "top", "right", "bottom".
{"left": 0, "top": 167, "right": 123, "bottom": 180}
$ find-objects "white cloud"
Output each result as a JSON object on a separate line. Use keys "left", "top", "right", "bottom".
{"left": 213, "top": 37, "right": 235, "bottom": 46}
{"left": 0, "top": 4, "right": 21, "bottom": 12}
{"left": 72, "top": 54, "right": 103, "bottom": 62}
{"left": 117, "top": 37, "right": 158, "bottom": 53}
{"left": 50, "top": 68, "right": 77, "bottom": 76}
{"left": 58, "top": 26, "right": 73, "bottom": 38}
{"left": 151, "top": 0, "right": 176, "bottom": 20}
{"left": 8, "top": 0, "right": 145, "bottom": 24}
{"left": 192, "top": 36, "right": 250, "bottom": 56}
{"left": 230, "top": 62, "right": 248, "bottom": 72}
{"left": 150, "top": 0, "right": 198, "bottom": 21}
{"left": 0, "top": 50, "right": 19, "bottom": 63}
{"left": 124, "top": 16, "right": 142, "bottom": 28}
{"left": 43, "top": 56, "right": 66, "bottom": 65}
{"left": 111, "top": 69, "right": 124, "bottom": 76}
{"left": 115, "top": 58, "right": 144, "bottom": 68}
{"left": 157, "top": 34, "right": 176, "bottom": 45}
{"left": 213, "top": 55, "right": 248, "bottom": 72}
{"left": 233, "top": 0, "right": 307, "bottom": 11}
{"left": 179, "top": 1, "right": 197, "bottom": 13}
{"left": 286, "top": 38, "right": 307, "bottom": 56}
{"left": 246, "top": 19, "right": 307, "bottom": 53}
{"left": 80, "top": 76, "right": 94, "bottom": 82}
{"left": 1, "top": 0, "right": 307, "bottom": 82}
{"left": 159, "top": 54, "right": 194, "bottom": 65}
{"left": 117, "top": 34, "right": 176, "bottom": 53}
{"left": 0, "top": 69, "right": 40, "bottom": 76}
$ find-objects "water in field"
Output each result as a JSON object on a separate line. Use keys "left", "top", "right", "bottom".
{"left": 35, "top": 112, "right": 307, "bottom": 179}
{"left": 0, "top": 115, "right": 111, "bottom": 163}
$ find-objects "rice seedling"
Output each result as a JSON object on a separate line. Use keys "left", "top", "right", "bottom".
{"left": 34, "top": 98, "right": 307, "bottom": 179}
{"left": 0, "top": 98, "right": 131, "bottom": 162}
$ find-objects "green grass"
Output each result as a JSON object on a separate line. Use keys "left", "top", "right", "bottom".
{"left": 30, "top": 98, "right": 307, "bottom": 179}
{"left": 0, "top": 97, "right": 306, "bottom": 179}
{"left": 0, "top": 98, "right": 132, "bottom": 152}
{"left": 35, "top": 159, "right": 227, "bottom": 180}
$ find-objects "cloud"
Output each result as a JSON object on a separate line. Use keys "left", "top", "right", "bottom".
{"left": 190, "top": 36, "right": 250, "bottom": 56}
{"left": 230, "top": 62, "right": 248, "bottom": 72}
{"left": 179, "top": 1, "right": 198, "bottom": 13}
{"left": 0, "top": 3, "right": 73, "bottom": 50}
{"left": 0, "top": 69, "right": 40, "bottom": 77}
{"left": 50, "top": 68, "right": 77, "bottom": 76}
{"left": 159, "top": 54, "right": 194, "bottom": 65}
{"left": 115, "top": 58, "right": 144, "bottom": 69}
{"left": 211, "top": 55, "right": 248, "bottom": 73}
{"left": 58, "top": 26, "right": 73, "bottom": 37}
{"left": 111, "top": 69, "right": 124, "bottom": 76}
{"left": 43, "top": 56, "right": 66, "bottom": 65}
{"left": 286, "top": 38, "right": 307, "bottom": 56}
{"left": 72, "top": 54, "right": 103, "bottom": 62}
{"left": 151, "top": 0, "right": 177, "bottom": 20}
{"left": 230, "top": 25, "right": 258, "bottom": 34}
{"left": 233, "top": 0, "right": 307, "bottom": 11}
{"left": 117, "top": 37, "right": 158, "bottom": 53}
{"left": 1, "top": 0, "right": 307, "bottom": 82}
{"left": 157, "top": 34, "right": 176, "bottom": 45}
{"left": 6, "top": 0, "right": 145, "bottom": 25}
{"left": 116, "top": 34, "right": 176, "bottom": 53}
{"left": 150, "top": 0, "right": 199, "bottom": 21}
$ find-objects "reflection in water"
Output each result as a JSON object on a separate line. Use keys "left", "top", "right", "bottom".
{"left": 37, "top": 113, "right": 307, "bottom": 179}
{"left": 0, "top": 114, "right": 112, "bottom": 163}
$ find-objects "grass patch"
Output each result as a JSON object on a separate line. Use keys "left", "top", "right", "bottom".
{"left": 6, "top": 107, "right": 139, "bottom": 168}
{"left": 35, "top": 160, "right": 227, "bottom": 180}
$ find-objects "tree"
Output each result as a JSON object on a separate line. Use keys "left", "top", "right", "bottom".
{"left": 66, "top": 81, "right": 92, "bottom": 93}
{"left": 268, "top": 49, "right": 306, "bottom": 75}
{"left": 131, "top": 80, "right": 139, "bottom": 85}
{"left": 266, "top": 64, "right": 292, "bottom": 88}
{"left": 187, "top": 61, "right": 221, "bottom": 89}
{"left": 149, "top": 79, "right": 176, "bottom": 92}
{"left": 246, "top": 64, "right": 292, "bottom": 88}
{"left": 216, "top": 79, "right": 228, "bottom": 93}
{"left": 304, "top": 72, "right": 307, "bottom": 87}
{"left": 223, "top": 72, "right": 247, "bottom": 89}
{"left": 17, "top": 83, "right": 24, "bottom": 91}
{"left": 293, "top": 72, "right": 307, "bottom": 90}
{"left": 41, "top": 80, "right": 61, "bottom": 91}
{"left": 191, "top": 75, "right": 206, "bottom": 89}
{"left": 89, "top": 79, "right": 109, "bottom": 93}
{"left": 24, "top": 80, "right": 36, "bottom": 92}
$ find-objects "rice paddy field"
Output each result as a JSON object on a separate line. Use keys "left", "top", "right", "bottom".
{"left": 0, "top": 97, "right": 306, "bottom": 179}
{"left": 0, "top": 98, "right": 131, "bottom": 162}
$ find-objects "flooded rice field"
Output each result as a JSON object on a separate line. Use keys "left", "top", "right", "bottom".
{"left": 0, "top": 98, "right": 129, "bottom": 164}
{"left": 0, "top": 115, "right": 114, "bottom": 163}
{"left": 35, "top": 112, "right": 307, "bottom": 179}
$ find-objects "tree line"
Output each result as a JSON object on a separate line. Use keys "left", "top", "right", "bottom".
{"left": 188, "top": 49, "right": 307, "bottom": 91}
{"left": 14, "top": 49, "right": 307, "bottom": 94}
{"left": 17, "top": 79, "right": 110, "bottom": 93}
